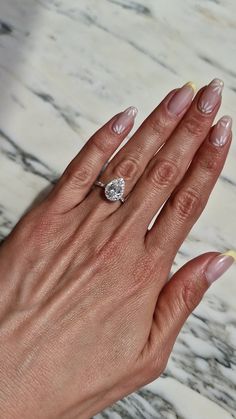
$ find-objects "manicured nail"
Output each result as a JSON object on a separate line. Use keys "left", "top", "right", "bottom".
{"left": 209, "top": 115, "right": 232, "bottom": 147}
{"left": 205, "top": 250, "right": 236, "bottom": 285}
{"left": 198, "top": 78, "right": 224, "bottom": 114}
{"left": 167, "top": 81, "right": 196, "bottom": 115}
{"left": 112, "top": 106, "right": 138, "bottom": 135}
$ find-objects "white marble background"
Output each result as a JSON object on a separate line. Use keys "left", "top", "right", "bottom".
{"left": 0, "top": 0, "right": 236, "bottom": 418}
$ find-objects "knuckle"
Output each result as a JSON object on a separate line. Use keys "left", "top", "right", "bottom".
{"left": 114, "top": 155, "right": 140, "bottom": 180}
{"left": 183, "top": 114, "right": 207, "bottom": 137}
{"left": 149, "top": 112, "right": 169, "bottom": 134}
{"left": 148, "top": 158, "right": 179, "bottom": 190}
{"left": 64, "top": 163, "right": 93, "bottom": 189}
{"left": 181, "top": 278, "right": 202, "bottom": 315}
{"left": 198, "top": 152, "right": 219, "bottom": 173}
{"left": 92, "top": 134, "right": 112, "bottom": 154}
{"left": 171, "top": 187, "right": 203, "bottom": 220}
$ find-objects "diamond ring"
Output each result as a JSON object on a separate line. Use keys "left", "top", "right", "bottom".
{"left": 94, "top": 178, "right": 125, "bottom": 203}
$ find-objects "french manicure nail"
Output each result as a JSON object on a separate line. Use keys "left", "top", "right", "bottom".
{"left": 209, "top": 115, "right": 232, "bottom": 147}
{"left": 198, "top": 78, "right": 224, "bottom": 114}
{"left": 205, "top": 250, "right": 236, "bottom": 285}
{"left": 167, "top": 81, "right": 196, "bottom": 116}
{"left": 112, "top": 106, "right": 138, "bottom": 135}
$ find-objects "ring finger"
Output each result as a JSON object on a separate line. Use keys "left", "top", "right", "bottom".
{"left": 85, "top": 82, "right": 196, "bottom": 214}
{"left": 117, "top": 78, "right": 224, "bottom": 231}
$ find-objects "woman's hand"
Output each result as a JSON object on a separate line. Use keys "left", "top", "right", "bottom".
{"left": 0, "top": 79, "right": 234, "bottom": 419}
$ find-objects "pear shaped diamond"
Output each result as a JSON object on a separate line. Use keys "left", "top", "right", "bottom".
{"left": 104, "top": 178, "right": 125, "bottom": 202}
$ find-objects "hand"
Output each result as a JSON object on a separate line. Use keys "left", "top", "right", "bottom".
{"left": 0, "top": 79, "right": 234, "bottom": 419}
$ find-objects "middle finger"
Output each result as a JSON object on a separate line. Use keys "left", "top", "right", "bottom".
{"left": 117, "top": 78, "right": 224, "bottom": 231}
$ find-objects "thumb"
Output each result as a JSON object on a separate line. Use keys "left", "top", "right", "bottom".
{"left": 152, "top": 250, "right": 236, "bottom": 354}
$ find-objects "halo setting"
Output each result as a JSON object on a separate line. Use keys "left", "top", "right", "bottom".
{"left": 104, "top": 178, "right": 125, "bottom": 202}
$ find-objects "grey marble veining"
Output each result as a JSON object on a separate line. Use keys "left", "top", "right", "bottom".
{"left": 0, "top": 1, "right": 236, "bottom": 418}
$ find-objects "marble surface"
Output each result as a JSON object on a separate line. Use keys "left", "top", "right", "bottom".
{"left": 0, "top": 0, "right": 236, "bottom": 417}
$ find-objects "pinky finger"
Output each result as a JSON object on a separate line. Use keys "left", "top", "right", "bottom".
{"left": 148, "top": 250, "right": 236, "bottom": 361}
{"left": 47, "top": 106, "right": 138, "bottom": 213}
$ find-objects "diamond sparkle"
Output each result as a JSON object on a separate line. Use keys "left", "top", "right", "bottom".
{"left": 104, "top": 178, "right": 125, "bottom": 202}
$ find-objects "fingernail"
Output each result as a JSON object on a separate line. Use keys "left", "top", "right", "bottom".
{"left": 167, "top": 81, "right": 196, "bottom": 115}
{"left": 198, "top": 78, "right": 224, "bottom": 114}
{"left": 209, "top": 115, "right": 232, "bottom": 147}
{"left": 112, "top": 106, "right": 138, "bottom": 135}
{"left": 205, "top": 250, "right": 236, "bottom": 285}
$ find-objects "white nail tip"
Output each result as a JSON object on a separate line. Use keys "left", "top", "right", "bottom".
{"left": 211, "top": 79, "right": 224, "bottom": 86}
{"left": 219, "top": 118, "right": 231, "bottom": 129}
{"left": 125, "top": 106, "right": 138, "bottom": 116}
{"left": 210, "top": 79, "right": 224, "bottom": 95}
{"left": 212, "top": 86, "right": 223, "bottom": 95}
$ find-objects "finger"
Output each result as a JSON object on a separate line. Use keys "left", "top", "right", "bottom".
{"left": 147, "top": 251, "right": 236, "bottom": 364}
{"left": 119, "top": 78, "right": 224, "bottom": 231}
{"left": 47, "top": 106, "right": 138, "bottom": 213}
{"left": 146, "top": 115, "right": 232, "bottom": 259}
{"left": 85, "top": 82, "right": 196, "bottom": 214}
